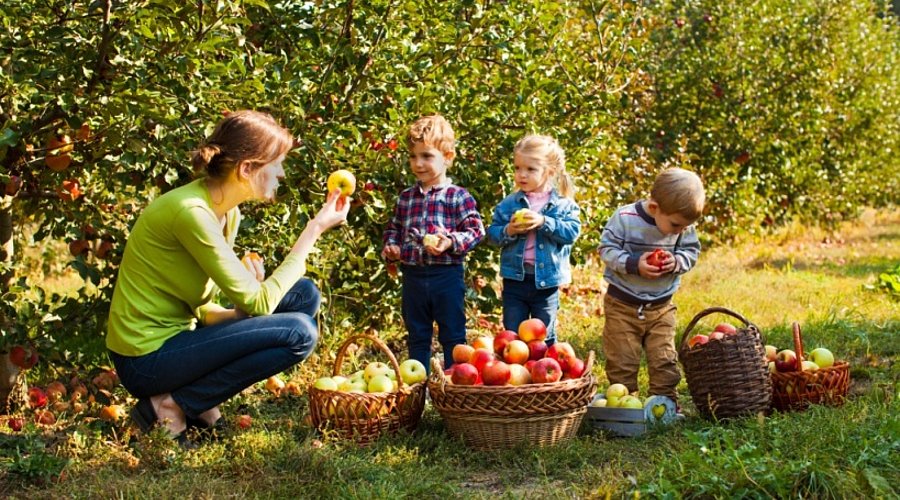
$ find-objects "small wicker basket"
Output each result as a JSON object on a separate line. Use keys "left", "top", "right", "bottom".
{"left": 678, "top": 307, "right": 772, "bottom": 420}
{"left": 307, "top": 334, "right": 426, "bottom": 445}
{"left": 427, "top": 351, "right": 597, "bottom": 450}
{"left": 770, "top": 322, "right": 850, "bottom": 411}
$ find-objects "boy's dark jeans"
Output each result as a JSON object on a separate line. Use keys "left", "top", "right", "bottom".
{"left": 401, "top": 263, "right": 467, "bottom": 372}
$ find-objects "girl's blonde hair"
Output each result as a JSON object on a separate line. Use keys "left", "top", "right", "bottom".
{"left": 513, "top": 134, "right": 575, "bottom": 198}
{"left": 191, "top": 110, "right": 294, "bottom": 180}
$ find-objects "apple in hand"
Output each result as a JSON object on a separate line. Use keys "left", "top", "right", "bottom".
{"left": 451, "top": 363, "right": 479, "bottom": 385}
{"left": 452, "top": 344, "right": 475, "bottom": 364}
{"left": 327, "top": 169, "right": 356, "bottom": 197}
{"left": 422, "top": 234, "right": 440, "bottom": 248}
{"left": 774, "top": 349, "right": 798, "bottom": 372}
{"left": 807, "top": 347, "right": 834, "bottom": 369}
{"left": 646, "top": 248, "right": 667, "bottom": 269}
{"left": 482, "top": 361, "right": 512, "bottom": 386}
{"left": 493, "top": 330, "right": 519, "bottom": 354}
{"left": 503, "top": 340, "right": 530, "bottom": 365}
{"left": 530, "top": 358, "right": 563, "bottom": 383}
{"left": 398, "top": 359, "right": 427, "bottom": 385}
{"left": 518, "top": 318, "right": 547, "bottom": 342}
{"left": 512, "top": 208, "right": 529, "bottom": 224}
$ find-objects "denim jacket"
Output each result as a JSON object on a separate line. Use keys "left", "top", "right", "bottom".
{"left": 486, "top": 189, "right": 581, "bottom": 289}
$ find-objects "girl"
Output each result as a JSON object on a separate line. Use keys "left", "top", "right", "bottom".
{"left": 107, "top": 110, "right": 349, "bottom": 445}
{"left": 487, "top": 135, "right": 581, "bottom": 346}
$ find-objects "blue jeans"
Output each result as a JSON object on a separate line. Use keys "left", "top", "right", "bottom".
{"left": 401, "top": 264, "right": 467, "bottom": 373}
{"left": 109, "top": 278, "right": 320, "bottom": 419}
{"left": 502, "top": 274, "right": 560, "bottom": 346}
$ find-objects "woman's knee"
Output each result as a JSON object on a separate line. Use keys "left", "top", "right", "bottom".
{"left": 283, "top": 313, "right": 319, "bottom": 360}
{"left": 293, "top": 278, "right": 322, "bottom": 315}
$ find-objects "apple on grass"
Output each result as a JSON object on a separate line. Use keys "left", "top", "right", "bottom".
{"left": 493, "top": 330, "right": 519, "bottom": 354}
{"left": 518, "top": 318, "right": 548, "bottom": 342}
{"left": 451, "top": 363, "right": 479, "bottom": 385}
{"left": 482, "top": 361, "right": 512, "bottom": 386}
{"left": 807, "top": 347, "right": 834, "bottom": 369}
{"left": 398, "top": 359, "right": 427, "bottom": 385}
{"left": 452, "top": 344, "right": 475, "bottom": 364}
{"left": 774, "top": 349, "right": 799, "bottom": 372}
{"left": 503, "top": 340, "right": 530, "bottom": 365}
{"left": 266, "top": 375, "right": 286, "bottom": 395}
{"left": 237, "top": 414, "right": 252, "bottom": 429}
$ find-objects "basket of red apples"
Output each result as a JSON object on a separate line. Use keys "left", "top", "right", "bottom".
{"left": 308, "top": 334, "right": 427, "bottom": 445}
{"left": 678, "top": 307, "right": 772, "bottom": 420}
{"left": 427, "top": 319, "right": 597, "bottom": 451}
{"left": 768, "top": 322, "right": 850, "bottom": 411}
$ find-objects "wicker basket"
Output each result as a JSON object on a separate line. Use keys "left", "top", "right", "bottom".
{"left": 427, "top": 351, "right": 597, "bottom": 450}
{"left": 770, "top": 322, "right": 851, "bottom": 411}
{"left": 678, "top": 307, "right": 772, "bottom": 420}
{"left": 307, "top": 334, "right": 426, "bottom": 445}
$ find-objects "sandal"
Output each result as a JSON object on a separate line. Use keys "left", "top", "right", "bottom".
{"left": 130, "top": 398, "right": 158, "bottom": 433}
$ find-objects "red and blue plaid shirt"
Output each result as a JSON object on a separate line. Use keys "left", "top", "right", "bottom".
{"left": 383, "top": 180, "right": 485, "bottom": 266}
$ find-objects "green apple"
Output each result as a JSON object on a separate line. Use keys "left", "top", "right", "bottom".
{"left": 807, "top": 348, "right": 834, "bottom": 369}
{"left": 339, "top": 378, "right": 367, "bottom": 393}
{"left": 349, "top": 370, "right": 365, "bottom": 382}
{"left": 364, "top": 362, "right": 392, "bottom": 383}
{"left": 513, "top": 208, "right": 529, "bottom": 224}
{"left": 620, "top": 395, "right": 643, "bottom": 409}
{"left": 398, "top": 359, "right": 427, "bottom": 385}
{"left": 331, "top": 376, "right": 348, "bottom": 387}
{"left": 606, "top": 396, "right": 621, "bottom": 408}
{"left": 591, "top": 398, "right": 608, "bottom": 407}
{"left": 606, "top": 383, "right": 629, "bottom": 399}
{"left": 367, "top": 374, "right": 394, "bottom": 393}
{"left": 313, "top": 377, "right": 338, "bottom": 391}
{"left": 801, "top": 360, "right": 819, "bottom": 371}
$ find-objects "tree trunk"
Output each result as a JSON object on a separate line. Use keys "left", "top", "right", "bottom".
{"left": 0, "top": 353, "right": 26, "bottom": 413}
{"left": 0, "top": 202, "right": 12, "bottom": 291}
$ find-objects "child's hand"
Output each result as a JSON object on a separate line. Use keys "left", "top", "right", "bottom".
{"left": 639, "top": 250, "right": 675, "bottom": 278}
{"left": 424, "top": 234, "right": 452, "bottom": 256}
{"left": 382, "top": 245, "right": 401, "bottom": 261}
{"left": 507, "top": 209, "right": 544, "bottom": 235}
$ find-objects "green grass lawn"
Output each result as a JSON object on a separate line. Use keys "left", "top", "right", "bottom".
{"left": 2, "top": 210, "right": 898, "bottom": 499}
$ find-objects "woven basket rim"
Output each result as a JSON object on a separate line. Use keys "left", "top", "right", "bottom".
{"left": 427, "top": 350, "right": 596, "bottom": 394}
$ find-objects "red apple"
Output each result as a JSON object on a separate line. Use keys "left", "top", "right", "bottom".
{"left": 546, "top": 342, "right": 576, "bottom": 371}
{"left": 237, "top": 414, "right": 252, "bottom": 429}
{"left": 775, "top": 349, "right": 798, "bottom": 372}
{"left": 524, "top": 360, "right": 537, "bottom": 373}
{"left": 28, "top": 387, "right": 48, "bottom": 408}
{"left": 518, "top": 318, "right": 548, "bottom": 342}
{"left": 531, "top": 358, "right": 563, "bottom": 383}
{"left": 493, "top": 330, "right": 519, "bottom": 354}
{"left": 709, "top": 331, "right": 725, "bottom": 341}
{"left": 646, "top": 248, "right": 668, "bottom": 269}
{"left": 564, "top": 357, "right": 586, "bottom": 379}
{"left": 527, "top": 340, "right": 548, "bottom": 361}
{"left": 482, "top": 361, "right": 512, "bottom": 386}
{"left": 452, "top": 344, "right": 475, "bottom": 364}
{"left": 469, "top": 348, "right": 494, "bottom": 374}
{"left": 503, "top": 340, "right": 530, "bottom": 365}
{"left": 5, "top": 417, "right": 24, "bottom": 432}
{"left": 687, "top": 334, "right": 709, "bottom": 349}
{"left": 714, "top": 323, "right": 737, "bottom": 335}
{"left": 34, "top": 410, "right": 56, "bottom": 426}
{"left": 451, "top": 363, "right": 479, "bottom": 385}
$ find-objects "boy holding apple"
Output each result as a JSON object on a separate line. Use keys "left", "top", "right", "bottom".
{"left": 382, "top": 115, "right": 485, "bottom": 372}
{"left": 598, "top": 167, "right": 704, "bottom": 401}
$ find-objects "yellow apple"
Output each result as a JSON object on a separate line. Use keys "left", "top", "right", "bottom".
{"left": 606, "top": 383, "right": 629, "bottom": 399}
{"left": 620, "top": 395, "right": 643, "bottom": 409}
{"left": 367, "top": 374, "right": 394, "bottom": 393}
{"left": 363, "top": 362, "right": 391, "bottom": 383}
{"left": 513, "top": 208, "right": 529, "bottom": 224}
{"left": 327, "top": 169, "right": 356, "bottom": 197}
{"left": 313, "top": 377, "right": 338, "bottom": 391}
{"left": 339, "top": 378, "right": 368, "bottom": 393}
{"left": 398, "top": 359, "right": 427, "bottom": 385}
{"left": 422, "top": 234, "right": 440, "bottom": 248}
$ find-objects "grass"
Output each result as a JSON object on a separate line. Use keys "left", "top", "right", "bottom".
{"left": 1, "top": 209, "right": 899, "bottom": 498}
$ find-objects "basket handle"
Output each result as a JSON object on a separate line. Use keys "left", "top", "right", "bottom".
{"left": 792, "top": 322, "right": 804, "bottom": 362}
{"left": 677, "top": 306, "right": 761, "bottom": 352}
{"left": 333, "top": 334, "right": 407, "bottom": 389}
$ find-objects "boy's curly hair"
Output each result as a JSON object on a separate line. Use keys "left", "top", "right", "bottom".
{"left": 407, "top": 115, "right": 456, "bottom": 161}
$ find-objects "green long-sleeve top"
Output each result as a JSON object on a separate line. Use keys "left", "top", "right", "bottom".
{"left": 106, "top": 179, "right": 307, "bottom": 356}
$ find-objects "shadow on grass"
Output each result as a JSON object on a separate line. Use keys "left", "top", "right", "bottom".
{"left": 747, "top": 255, "right": 899, "bottom": 278}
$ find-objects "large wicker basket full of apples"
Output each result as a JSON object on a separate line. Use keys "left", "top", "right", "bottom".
{"left": 427, "top": 319, "right": 597, "bottom": 451}
{"left": 769, "top": 322, "right": 850, "bottom": 411}
{"left": 308, "top": 334, "right": 427, "bottom": 445}
{"left": 677, "top": 307, "right": 772, "bottom": 420}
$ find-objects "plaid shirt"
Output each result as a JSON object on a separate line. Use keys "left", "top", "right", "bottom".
{"left": 383, "top": 180, "right": 485, "bottom": 266}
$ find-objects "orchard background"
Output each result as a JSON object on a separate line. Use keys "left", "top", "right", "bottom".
{"left": 0, "top": 0, "right": 898, "bottom": 494}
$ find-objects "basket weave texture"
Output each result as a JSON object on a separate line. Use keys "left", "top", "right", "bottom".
{"left": 427, "top": 351, "right": 597, "bottom": 450}
{"left": 770, "top": 322, "right": 850, "bottom": 411}
{"left": 678, "top": 307, "right": 772, "bottom": 420}
{"left": 307, "top": 334, "right": 426, "bottom": 445}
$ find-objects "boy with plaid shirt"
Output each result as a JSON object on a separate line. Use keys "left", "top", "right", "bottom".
{"left": 382, "top": 115, "right": 485, "bottom": 372}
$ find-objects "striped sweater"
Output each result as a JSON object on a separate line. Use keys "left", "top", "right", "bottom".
{"left": 599, "top": 201, "right": 701, "bottom": 304}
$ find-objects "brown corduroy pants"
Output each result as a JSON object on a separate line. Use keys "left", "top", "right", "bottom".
{"left": 602, "top": 294, "right": 681, "bottom": 400}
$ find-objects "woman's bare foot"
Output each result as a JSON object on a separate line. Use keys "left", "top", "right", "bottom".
{"left": 150, "top": 393, "right": 187, "bottom": 436}
{"left": 197, "top": 406, "right": 222, "bottom": 427}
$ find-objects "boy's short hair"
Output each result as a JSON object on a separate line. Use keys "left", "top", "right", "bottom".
{"left": 650, "top": 168, "right": 705, "bottom": 221}
{"left": 407, "top": 115, "right": 456, "bottom": 161}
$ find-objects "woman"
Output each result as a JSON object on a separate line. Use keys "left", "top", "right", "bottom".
{"left": 106, "top": 110, "right": 348, "bottom": 444}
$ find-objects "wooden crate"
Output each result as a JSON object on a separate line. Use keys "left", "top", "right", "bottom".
{"left": 585, "top": 404, "right": 646, "bottom": 437}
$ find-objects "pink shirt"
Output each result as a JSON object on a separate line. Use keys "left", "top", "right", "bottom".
{"left": 523, "top": 190, "right": 552, "bottom": 266}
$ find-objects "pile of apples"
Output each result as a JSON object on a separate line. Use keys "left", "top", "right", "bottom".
{"left": 443, "top": 318, "right": 586, "bottom": 386}
{"left": 765, "top": 344, "right": 835, "bottom": 373}
{"left": 590, "top": 383, "right": 645, "bottom": 410}
{"left": 312, "top": 359, "right": 427, "bottom": 394}
{"left": 686, "top": 322, "right": 739, "bottom": 348}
